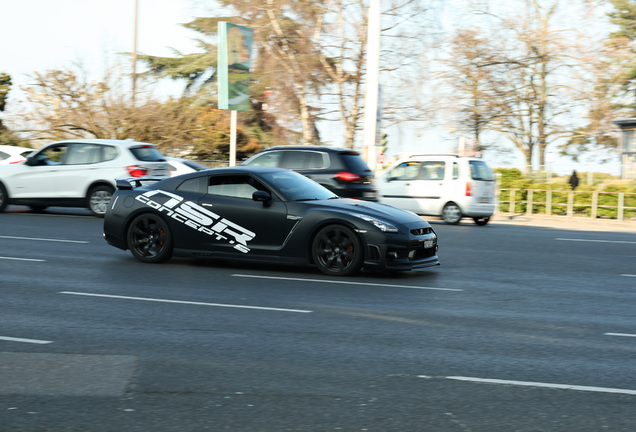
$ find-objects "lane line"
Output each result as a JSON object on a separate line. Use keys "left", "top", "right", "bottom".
{"left": 621, "top": 274, "right": 636, "bottom": 277}
{"left": 432, "top": 376, "right": 636, "bottom": 396}
{"left": 556, "top": 238, "right": 636, "bottom": 244}
{"left": 0, "top": 336, "right": 52, "bottom": 345}
{"left": 59, "top": 291, "right": 312, "bottom": 314}
{"left": 233, "top": 274, "right": 462, "bottom": 292}
{"left": 0, "top": 235, "right": 88, "bottom": 244}
{"left": 0, "top": 256, "right": 45, "bottom": 262}
{"left": 605, "top": 332, "right": 636, "bottom": 338}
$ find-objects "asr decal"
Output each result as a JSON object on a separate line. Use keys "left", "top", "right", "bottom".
{"left": 136, "top": 190, "right": 255, "bottom": 253}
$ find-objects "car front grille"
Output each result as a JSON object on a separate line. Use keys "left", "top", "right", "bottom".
{"left": 410, "top": 227, "right": 432, "bottom": 236}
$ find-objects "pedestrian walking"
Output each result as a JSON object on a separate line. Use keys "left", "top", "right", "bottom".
{"left": 568, "top": 170, "right": 579, "bottom": 190}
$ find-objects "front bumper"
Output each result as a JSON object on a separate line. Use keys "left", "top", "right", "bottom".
{"left": 363, "top": 225, "right": 440, "bottom": 272}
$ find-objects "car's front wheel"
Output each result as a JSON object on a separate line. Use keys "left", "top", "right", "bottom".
{"left": 87, "top": 185, "right": 114, "bottom": 217}
{"left": 442, "top": 202, "right": 462, "bottom": 224}
{"left": 0, "top": 183, "right": 8, "bottom": 213}
{"left": 126, "top": 213, "right": 173, "bottom": 263}
{"left": 311, "top": 224, "right": 363, "bottom": 276}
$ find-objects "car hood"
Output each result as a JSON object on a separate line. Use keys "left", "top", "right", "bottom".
{"left": 304, "top": 198, "right": 428, "bottom": 226}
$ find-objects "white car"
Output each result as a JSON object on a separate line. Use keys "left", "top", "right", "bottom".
{"left": 166, "top": 157, "right": 207, "bottom": 176}
{"left": 0, "top": 139, "right": 171, "bottom": 216}
{"left": 376, "top": 154, "right": 496, "bottom": 225}
{"left": 0, "top": 145, "right": 32, "bottom": 165}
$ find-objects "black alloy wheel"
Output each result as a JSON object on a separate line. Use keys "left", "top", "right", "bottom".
{"left": 311, "top": 224, "right": 363, "bottom": 276}
{"left": 126, "top": 213, "right": 173, "bottom": 263}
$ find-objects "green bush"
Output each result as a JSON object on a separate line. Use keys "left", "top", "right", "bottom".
{"left": 494, "top": 168, "right": 523, "bottom": 188}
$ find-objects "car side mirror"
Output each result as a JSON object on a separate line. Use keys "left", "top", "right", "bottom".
{"left": 24, "top": 155, "right": 39, "bottom": 166}
{"left": 252, "top": 190, "right": 272, "bottom": 207}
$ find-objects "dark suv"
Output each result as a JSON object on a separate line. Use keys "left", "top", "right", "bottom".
{"left": 241, "top": 146, "right": 377, "bottom": 200}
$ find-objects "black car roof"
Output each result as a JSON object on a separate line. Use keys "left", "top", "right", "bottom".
{"left": 258, "top": 146, "right": 359, "bottom": 154}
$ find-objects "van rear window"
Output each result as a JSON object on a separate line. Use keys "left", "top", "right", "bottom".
{"left": 469, "top": 161, "right": 495, "bottom": 181}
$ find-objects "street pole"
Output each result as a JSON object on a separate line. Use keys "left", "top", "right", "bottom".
{"left": 230, "top": 110, "right": 237, "bottom": 167}
{"left": 132, "top": 0, "right": 138, "bottom": 106}
{"left": 362, "top": 0, "right": 380, "bottom": 172}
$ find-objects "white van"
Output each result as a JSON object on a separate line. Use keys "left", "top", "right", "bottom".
{"left": 376, "top": 154, "right": 496, "bottom": 225}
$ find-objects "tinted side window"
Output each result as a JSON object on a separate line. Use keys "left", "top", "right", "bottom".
{"left": 279, "top": 151, "right": 308, "bottom": 169}
{"left": 177, "top": 177, "right": 206, "bottom": 193}
{"left": 207, "top": 175, "right": 259, "bottom": 199}
{"left": 303, "top": 151, "right": 326, "bottom": 169}
{"left": 469, "top": 161, "right": 495, "bottom": 181}
{"left": 244, "top": 151, "right": 281, "bottom": 167}
{"left": 453, "top": 162, "right": 459, "bottom": 179}
{"left": 0, "top": 151, "right": 8, "bottom": 160}
{"left": 129, "top": 145, "right": 165, "bottom": 162}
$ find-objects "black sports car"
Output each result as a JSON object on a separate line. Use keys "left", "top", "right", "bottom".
{"left": 103, "top": 166, "right": 440, "bottom": 276}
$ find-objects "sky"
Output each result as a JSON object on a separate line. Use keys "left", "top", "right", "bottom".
{"left": 1, "top": 0, "right": 202, "bottom": 102}
{"left": 0, "top": 0, "right": 624, "bottom": 176}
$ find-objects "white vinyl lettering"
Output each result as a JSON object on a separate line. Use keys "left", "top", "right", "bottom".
{"left": 136, "top": 189, "right": 255, "bottom": 253}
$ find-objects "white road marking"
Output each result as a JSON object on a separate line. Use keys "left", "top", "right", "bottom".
{"left": 428, "top": 375, "right": 636, "bottom": 396}
{"left": 605, "top": 332, "right": 636, "bottom": 338}
{"left": 233, "top": 274, "right": 462, "bottom": 292}
{"left": 0, "top": 256, "right": 45, "bottom": 262}
{"left": 0, "top": 336, "right": 52, "bottom": 344}
{"left": 556, "top": 238, "right": 636, "bottom": 244}
{"left": 59, "top": 291, "right": 312, "bottom": 314}
{"left": 621, "top": 274, "right": 636, "bottom": 277}
{"left": 0, "top": 235, "right": 88, "bottom": 244}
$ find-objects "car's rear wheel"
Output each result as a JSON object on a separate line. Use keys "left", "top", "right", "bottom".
{"left": 127, "top": 213, "right": 173, "bottom": 263}
{"left": 311, "top": 224, "right": 363, "bottom": 276}
{"left": 87, "top": 185, "right": 114, "bottom": 217}
{"left": 0, "top": 183, "right": 7, "bottom": 213}
{"left": 442, "top": 202, "right": 462, "bottom": 224}
{"left": 473, "top": 216, "right": 490, "bottom": 226}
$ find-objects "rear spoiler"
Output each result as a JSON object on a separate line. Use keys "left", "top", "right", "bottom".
{"left": 115, "top": 177, "right": 165, "bottom": 190}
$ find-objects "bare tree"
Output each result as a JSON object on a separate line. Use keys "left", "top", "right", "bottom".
{"left": 443, "top": 0, "right": 604, "bottom": 171}
{"left": 14, "top": 64, "right": 200, "bottom": 150}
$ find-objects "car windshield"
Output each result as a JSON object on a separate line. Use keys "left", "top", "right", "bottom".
{"left": 261, "top": 170, "right": 338, "bottom": 201}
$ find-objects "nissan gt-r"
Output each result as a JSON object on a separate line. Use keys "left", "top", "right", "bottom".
{"left": 103, "top": 166, "right": 440, "bottom": 276}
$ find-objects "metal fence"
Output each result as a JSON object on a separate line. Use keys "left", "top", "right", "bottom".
{"left": 498, "top": 189, "right": 636, "bottom": 222}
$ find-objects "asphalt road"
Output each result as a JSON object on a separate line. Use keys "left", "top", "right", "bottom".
{"left": 1, "top": 206, "right": 635, "bottom": 431}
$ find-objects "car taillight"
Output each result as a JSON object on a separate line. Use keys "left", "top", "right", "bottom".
{"left": 466, "top": 181, "right": 472, "bottom": 196}
{"left": 127, "top": 165, "right": 149, "bottom": 177}
{"left": 335, "top": 172, "right": 361, "bottom": 182}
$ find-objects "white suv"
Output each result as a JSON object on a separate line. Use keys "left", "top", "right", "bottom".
{"left": 376, "top": 154, "right": 496, "bottom": 225}
{"left": 0, "top": 139, "right": 171, "bottom": 216}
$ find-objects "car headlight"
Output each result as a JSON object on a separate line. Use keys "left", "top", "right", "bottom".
{"left": 353, "top": 214, "right": 398, "bottom": 233}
